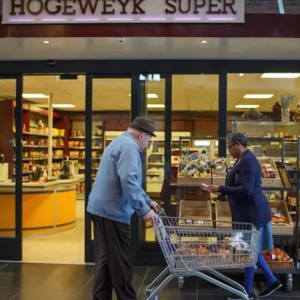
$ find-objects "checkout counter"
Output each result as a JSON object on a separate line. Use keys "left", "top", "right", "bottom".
{"left": 0, "top": 178, "right": 79, "bottom": 236}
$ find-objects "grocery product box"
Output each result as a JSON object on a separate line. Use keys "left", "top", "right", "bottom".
{"left": 270, "top": 201, "right": 294, "bottom": 235}
{"left": 179, "top": 200, "right": 212, "bottom": 227}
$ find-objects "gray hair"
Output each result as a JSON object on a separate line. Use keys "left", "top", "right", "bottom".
{"left": 227, "top": 132, "right": 248, "bottom": 147}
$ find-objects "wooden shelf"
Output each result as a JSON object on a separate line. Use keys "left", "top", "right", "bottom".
{"left": 22, "top": 132, "right": 48, "bottom": 137}
{"left": 69, "top": 136, "right": 101, "bottom": 140}
{"left": 69, "top": 147, "right": 102, "bottom": 150}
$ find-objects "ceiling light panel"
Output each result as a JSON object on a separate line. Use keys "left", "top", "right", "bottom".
{"left": 243, "top": 94, "right": 274, "bottom": 99}
{"left": 261, "top": 73, "right": 300, "bottom": 79}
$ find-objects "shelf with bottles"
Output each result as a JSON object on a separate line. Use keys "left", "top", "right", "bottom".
{"left": 232, "top": 121, "right": 299, "bottom": 163}
{"left": 232, "top": 120, "right": 300, "bottom": 140}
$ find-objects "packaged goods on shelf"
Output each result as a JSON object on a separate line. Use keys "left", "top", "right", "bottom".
{"left": 179, "top": 200, "right": 212, "bottom": 227}
{"left": 258, "top": 157, "right": 282, "bottom": 187}
{"left": 178, "top": 152, "right": 226, "bottom": 186}
{"left": 270, "top": 202, "right": 294, "bottom": 235}
{"left": 212, "top": 157, "right": 227, "bottom": 177}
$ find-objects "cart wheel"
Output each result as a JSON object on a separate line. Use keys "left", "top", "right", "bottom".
{"left": 286, "top": 274, "right": 293, "bottom": 292}
{"left": 178, "top": 277, "right": 184, "bottom": 290}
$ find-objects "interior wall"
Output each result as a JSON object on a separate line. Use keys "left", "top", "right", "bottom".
{"left": 66, "top": 111, "right": 238, "bottom": 137}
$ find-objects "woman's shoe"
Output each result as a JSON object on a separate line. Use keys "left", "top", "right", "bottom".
{"left": 227, "top": 291, "right": 254, "bottom": 300}
{"left": 259, "top": 280, "right": 282, "bottom": 298}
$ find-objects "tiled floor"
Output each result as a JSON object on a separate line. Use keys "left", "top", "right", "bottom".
{"left": 0, "top": 262, "right": 299, "bottom": 300}
{"left": 22, "top": 201, "right": 85, "bottom": 264}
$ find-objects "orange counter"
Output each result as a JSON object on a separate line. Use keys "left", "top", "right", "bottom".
{"left": 0, "top": 179, "right": 78, "bottom": 236}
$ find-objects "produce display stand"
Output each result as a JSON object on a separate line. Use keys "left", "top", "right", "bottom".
{"left": 175, "top": 136, "right": 300, "bottom": 292}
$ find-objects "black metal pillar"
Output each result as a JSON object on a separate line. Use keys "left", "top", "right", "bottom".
{"left": 218, "top": 73, "right": 227, "bottom": 157}
{"left": 85, "top": 75, "right": 93, "bottom": 263}
{"left": 15, "top": 75, "right": 23, "bottom": 261}
{"left": 164, "top": 75, "right": 172, "bottom": 216}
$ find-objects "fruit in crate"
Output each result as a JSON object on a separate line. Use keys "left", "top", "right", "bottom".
{"left": 262, "top": 248, "right": 291, "bottom": 262}
{"left": 271, "top": 208, "right": 287, "bottom": 225}
{"left": 261, "top": 162, "right": 277, "bottom": 178}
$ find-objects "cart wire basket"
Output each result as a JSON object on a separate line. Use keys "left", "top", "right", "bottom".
{"left": 146, "top": 209, "right": 260, "bottom": 300}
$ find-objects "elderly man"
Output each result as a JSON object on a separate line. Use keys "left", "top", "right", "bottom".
{"left": 87, "top": 117, "right": 159, "bottom": 300}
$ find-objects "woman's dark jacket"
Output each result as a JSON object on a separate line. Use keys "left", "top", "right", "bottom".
{"left": 219, "top": 149, "right": 271, "bottom": 229}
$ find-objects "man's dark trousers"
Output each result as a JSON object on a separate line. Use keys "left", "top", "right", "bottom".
{"left": 91, "top": 214, "right": 137, "bottom": 300}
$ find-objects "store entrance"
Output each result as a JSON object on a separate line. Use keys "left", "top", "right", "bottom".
{"left": 0, "top": 75, "right": 23, "bottom": 261}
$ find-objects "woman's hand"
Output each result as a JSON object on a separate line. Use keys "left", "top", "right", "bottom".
{"left": 199, "top": 183, "right": 210, "bottom": 191}
{"left": 208, "top": 185, "right": 220, "bottom": 193}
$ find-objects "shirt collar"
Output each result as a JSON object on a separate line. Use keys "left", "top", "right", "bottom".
{"left": 123, "top": 131, "right": 142, "bottom": 153}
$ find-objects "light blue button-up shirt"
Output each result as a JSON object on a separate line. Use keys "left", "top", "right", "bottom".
{"left": 87, "top": 131, "right": 151, "bottom": 224}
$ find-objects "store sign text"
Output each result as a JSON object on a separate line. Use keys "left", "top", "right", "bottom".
{"left": 2, "top": 0, "right": 245, "bottom": 24}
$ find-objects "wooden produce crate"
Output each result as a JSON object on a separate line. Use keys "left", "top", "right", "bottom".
{"left": 258, "top": 157, "right": 282, "bottom": 187}
{"left": 179, "top": 200, "right": 212, "bottom": 227}
{"left": 177, "top": 175, "right": 225, "bottom": 186}
{"left": 183, "top": 190, "right": 211, "bottom": 201}
{"left": 215, "top": 201, "right": 232, "bottom": 227}
{"left": 270, "top": 201, "right": 294, "bottom": 235}
{"left": 267, "top": 261, "right": 294, "bottom": 270}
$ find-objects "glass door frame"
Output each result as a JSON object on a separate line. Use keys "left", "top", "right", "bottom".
{"left": 0, "top": 75, "right": 23, "bottom": 261}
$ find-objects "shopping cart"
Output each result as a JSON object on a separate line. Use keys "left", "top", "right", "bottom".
{"left": 146, "top": 209, "right": 260, "bottom": 300}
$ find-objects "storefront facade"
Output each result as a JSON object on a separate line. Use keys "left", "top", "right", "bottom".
{"left": 1, "top": 0, "right": 300, "bottom": 265}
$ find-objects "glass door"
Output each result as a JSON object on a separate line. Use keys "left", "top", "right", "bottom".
{"left": 0, "top": 75, "right": 23, "bottom": 261}
{"left": 132, "top": 74, "right": 172, "bottom": 265}
{"left": 85, "top": 75, "right": 132, "bottom": 262}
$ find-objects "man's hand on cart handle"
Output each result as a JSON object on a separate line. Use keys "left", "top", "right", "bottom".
{"left": 143, "top": 209, "right": 157, "bottom": 223}
{"left": 149, "top": 200, "right": 159, "bottom": 213}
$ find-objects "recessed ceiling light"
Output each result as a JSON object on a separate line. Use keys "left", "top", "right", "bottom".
{"left": 147, "top": 94, "right": 158, "bottom": 99}
{"left": 243, "top": 94, "right": 274, "bottom": 99}
{"left": 194, "top": 140, "right": 210, "bottom": 146}
{"left": 52, "top": 104, "right": 75, "bottom": 108}
{"left": 128, "top": 93, "right": 158, "bottom": 99}
{"left": 239, "top": 73, "right": 244, "bottom": 77}
{"left": 147, "top": 104, "right": 165, "bottom": 108}
{"left": 43, "top": 40, "right": 50, "bottom": 44}
{"left": 261, "top": 73, "right": 300, "bottom": 79}
{"left": 235, "top": 105, "right": 260, "bottom": 109}
{"left": 23, "top": 94, "right": 48, "bottom": 99}
{"left": 201, "top": 40, "right": 208, "bottom": 44}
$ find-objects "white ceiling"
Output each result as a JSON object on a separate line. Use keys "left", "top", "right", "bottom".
{"left": 0, "top": 37, "right": 300, "bottom": 60}
{"left": 0, "top": 74, "right": 300, "bottom": 112}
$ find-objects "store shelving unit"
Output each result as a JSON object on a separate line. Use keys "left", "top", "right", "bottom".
{"left": 13, "top": 129, "right": 66, "bottom": 181}
{"left": 232, "top": 121, "right": 300, "bottom": 163}
{"left": 175, "top": 136, "right": 300, "bottom": 291}
{"left": 69, "top": 129, "right": 103, "bottom": 198}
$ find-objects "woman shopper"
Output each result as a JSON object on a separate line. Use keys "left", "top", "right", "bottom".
{"left": 202, "top": 132, "right": 282, "bottom": 300}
